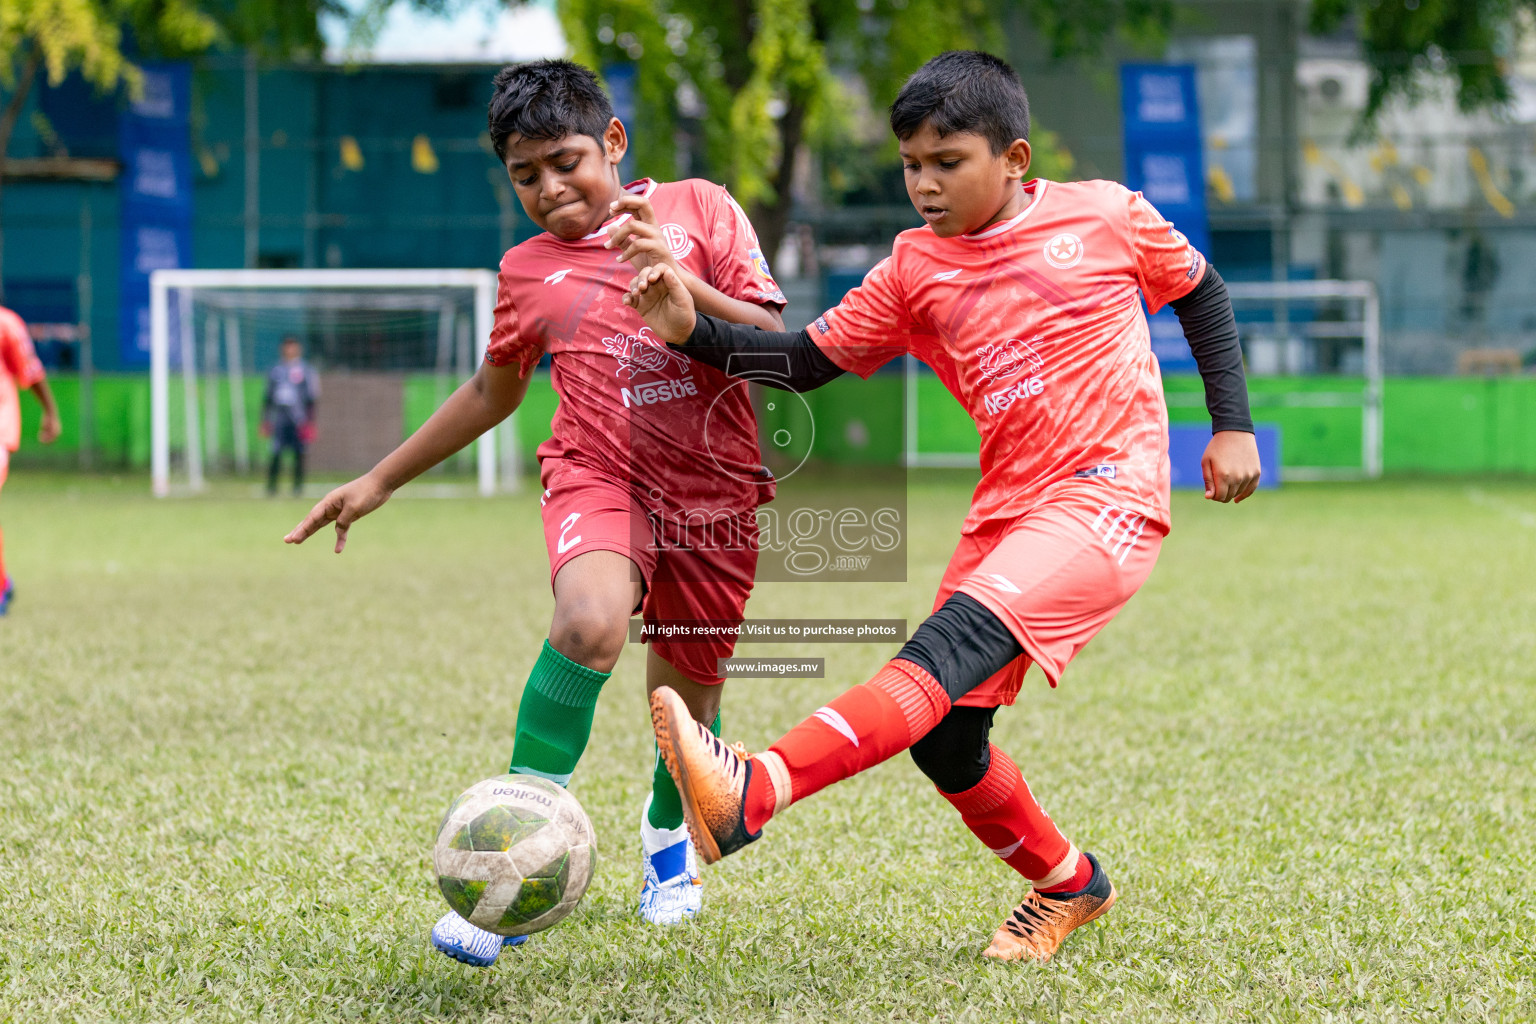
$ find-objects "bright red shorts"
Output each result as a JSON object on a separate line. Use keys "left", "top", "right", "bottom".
{"left": 538, "top": 457, "right": 757, "bottom": 685}
{"left": 940, "top": 493, "right": 1166, "bottom": 708}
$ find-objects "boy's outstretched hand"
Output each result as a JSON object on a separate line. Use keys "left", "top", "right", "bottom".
{"left": 624, "top": 264, "right": 697, "bottom": 346}
{"left": 284, "top": 473, "right": 393, "bottom": 553}
{"left": 1202, "top": 430, "right": 1262, "bottom": 503}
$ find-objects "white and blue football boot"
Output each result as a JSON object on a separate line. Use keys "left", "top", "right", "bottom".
{"left": 637, "top": 796, "right": 702, "bottom": 925}
{"left": 430, "top": 912, "right": 529, "bottom": 968}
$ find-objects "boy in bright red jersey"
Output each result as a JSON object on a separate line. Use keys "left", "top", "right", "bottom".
{"left": 284, "top": 60, "right": 787, "bottom": 962}
{"left": 626, "top": 51, "right": 1261, "bottom": 962}
{"left": 0, "top": 304, "right": 62, "bottom": 615}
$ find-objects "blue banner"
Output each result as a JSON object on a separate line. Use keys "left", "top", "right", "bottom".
{"left": 1121, "top": 64, "right": 1206, "bottom": 373}
{"left": 118, "top": 62, "right": 193, "bottom": 369}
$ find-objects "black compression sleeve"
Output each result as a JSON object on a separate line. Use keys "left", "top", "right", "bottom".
{"left": 895, "top": 592, "right": 1024, "bottom": 704}
{"left": 674, "top": 313, "right": 846, "bottom": 391}
{"left": 1169, "top": 265, "right": 1254, "bottom": 434}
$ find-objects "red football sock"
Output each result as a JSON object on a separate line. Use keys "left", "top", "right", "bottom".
{"left": 743, "top": 659, "right": 950, "bottom": 833}
{"left": 940, "top": 745, "right": 1092, "bottom": 893}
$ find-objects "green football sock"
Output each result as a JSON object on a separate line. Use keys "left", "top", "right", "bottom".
{"left": 647, "top": 709, "right": 720, "bottom": 829}
{"left": 508, "top": 640, "right": 611, "bottom": 787}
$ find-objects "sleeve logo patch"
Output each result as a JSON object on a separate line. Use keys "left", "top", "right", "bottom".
{"left": 813, "top": 316, "right": 832, "bottom": 336}
{"left": 748, "top": 247, "right": 777, "bottom": 282}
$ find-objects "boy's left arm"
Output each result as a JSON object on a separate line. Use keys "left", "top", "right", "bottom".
{"left": 605, "top": 194, "right": 784, "bottom": 331}
{"left": 4, "top": 323, "right": 60, "bottom": 444}
{"left": 30, "top": 380, "right": 60, "bottom": 444}
{"left": 1169, "top": 264, "right": 1261, "bottom": 503}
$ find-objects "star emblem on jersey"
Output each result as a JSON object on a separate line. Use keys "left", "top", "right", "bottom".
{"left": 661, "top": 224, "right": 695, "bottom": 259}
{"left": 544, "top": 268, "right": 573, "bottom": 285}
{"left": 1043, "top": 233, "right": 1084, "bottom": 270}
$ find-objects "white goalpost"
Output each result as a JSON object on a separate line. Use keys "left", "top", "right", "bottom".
{"left": 149, "top": 268, "right": 512, "bottom": 498}
{"left": 903, "top": 278, "right": 1383, "bottom": 480}
{"left": 1219, "top": 280, "right": 1382, "bottom": 480}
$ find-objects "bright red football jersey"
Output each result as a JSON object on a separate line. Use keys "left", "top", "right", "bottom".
{"left": 812, "top": 178, "right": 1205, "bottom": 532}
{"left": 486, "top": 178, "right": 786, "bottom": 519}
{"left": 0, "top": 306, "right": 46, "bottom": 453}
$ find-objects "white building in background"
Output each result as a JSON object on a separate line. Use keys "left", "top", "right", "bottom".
{"left": 323, "top": 0, "right": 566, "bottom": 64}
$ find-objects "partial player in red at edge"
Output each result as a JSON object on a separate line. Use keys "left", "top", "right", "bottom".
{"left": 0, "top": 303, "right": 62, "bottom": 617}
{"left": 625, "top": 50, "right": 1262, "bottom": 963}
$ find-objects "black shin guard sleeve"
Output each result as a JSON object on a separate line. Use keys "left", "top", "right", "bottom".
{"left": 909, "top": 705, "right": 998, "bottom": 794}
{"left": 895, "top": 592, "right": 1025, "bottom": 704}
{"left": 676, "top": 314, "right": 846, "bottom": 392}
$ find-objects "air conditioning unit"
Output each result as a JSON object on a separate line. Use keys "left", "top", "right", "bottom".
{"left": 1297, "top": 59, "right": 1368, "bottom": 109}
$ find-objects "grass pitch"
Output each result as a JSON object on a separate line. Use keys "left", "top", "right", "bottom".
{"left": 1, "top": 473, "right": 1533, "bottom": 1023}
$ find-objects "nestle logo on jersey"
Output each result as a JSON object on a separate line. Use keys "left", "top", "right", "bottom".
{"left": 976, "top": 337, "right": 1044, "bottom": 385}
{"left": 983, "top": 376, "right": 1045, "bottom": 415}
{"left": 602, "top": 327, "right": 691, "bottom": 380}
{"left": 622, "top": 375, "right": 698, "bottom": 408}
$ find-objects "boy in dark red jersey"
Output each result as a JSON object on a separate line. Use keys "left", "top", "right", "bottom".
{"left": 626, "top": 51, "right": 1262, "bottom": 962}
{"left": 284, "top": 60, "right": 787, "bottom": 962}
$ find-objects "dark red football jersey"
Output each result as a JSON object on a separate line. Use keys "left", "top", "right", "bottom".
{"left": 486, "top": 178, "right": 786, "bottom": 519}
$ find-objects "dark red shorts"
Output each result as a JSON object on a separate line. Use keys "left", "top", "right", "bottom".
{"left": 538, "top": 458, "right": 757, "bottom": 685}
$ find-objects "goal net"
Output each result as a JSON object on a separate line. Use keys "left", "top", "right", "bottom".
{"left": 149, "top": 269, "right": 515, "bottom": 497}
{"left": 903, "top": 279, "right": 1383, "bottom": 481}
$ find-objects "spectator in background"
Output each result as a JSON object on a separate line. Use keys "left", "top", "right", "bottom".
{"left": 262, "top": 336, "right": 319, "bottom": 496}
{"left": 1, "top": 304, "right": 62, "bottom": 615}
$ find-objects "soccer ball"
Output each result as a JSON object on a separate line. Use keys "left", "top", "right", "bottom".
{"left": 432, "top": 774, "right": 598, "bottom": 937}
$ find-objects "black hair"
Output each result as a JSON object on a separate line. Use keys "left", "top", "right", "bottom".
{"left": 889, "top": 51, "right": 1030, "bottom": 155}
{"left": 488, "top": 59, "right": 615, "bottom": 162}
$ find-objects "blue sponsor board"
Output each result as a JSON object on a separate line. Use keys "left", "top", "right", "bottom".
{"left": 1122, "top": 64, "right": 1206, "bottom": 374}
{"left": 118, "top": 63, "right": 193, "bottom": 368}
{"left": 1168, "top": 422, "right": 1281, "bottom": 489}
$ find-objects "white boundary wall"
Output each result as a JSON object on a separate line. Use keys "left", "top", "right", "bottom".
{"left": 903, "top": 278, "right": 1382, "bottom": 480}
{"left": 150, "top": 268, "right": 504, "bottom": 497}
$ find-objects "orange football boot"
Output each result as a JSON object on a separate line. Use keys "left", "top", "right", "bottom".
{"left": 983, "top": 851, "right": 1117, "bottom": 962}
{"left": 650, "top": 686, "right": 760, "bottom": 864}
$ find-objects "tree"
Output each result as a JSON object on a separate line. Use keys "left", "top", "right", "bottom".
{"left": 1310, "top": 0, "right": 1536, "bottom": 120}
{"left": 0, "top": 0, "right": 342, "bottom": 300}
{"left": 556, "top": 0, "right": 1175, "bottom": 262}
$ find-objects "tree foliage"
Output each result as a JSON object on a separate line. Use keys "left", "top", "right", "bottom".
{"left": 1310, "top": 0, "right": 1536, "bottom": 118}
{"left": 558, "top": 0, "right": 1172, "bottom": 258}
{"left": 0, "top": 1, "right": 345, "bottom": 297}
{"left": 2, "top": 0, "right": 342, "bottom": 130}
